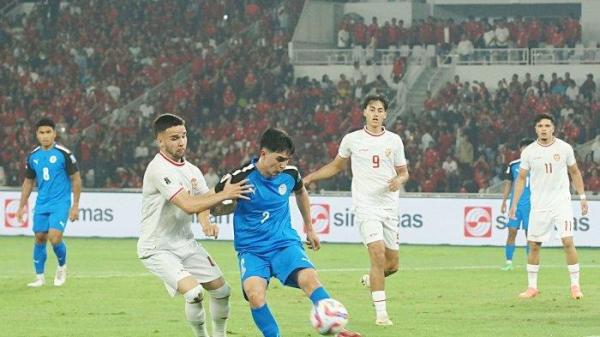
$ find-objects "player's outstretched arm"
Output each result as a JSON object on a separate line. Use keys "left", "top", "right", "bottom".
{"left": 171, "top": 178, "right": 252, "bottom": 214}
{"left": 17, "top": 178, "right": 35, "bottom": 223}
{"left": 295, "top": 186, "right": 320, "bottom": 251}
{"left": 304, "top": 156, "right": 349, "bottom": 187}
{"left": 69, "top": 172, "right": 82, "bottom": 221}
{"left": 509, "top": 169, "right": 527, "bottom": 219}
{"left": 568, "top": 163, "right": 589, "bottom": 215}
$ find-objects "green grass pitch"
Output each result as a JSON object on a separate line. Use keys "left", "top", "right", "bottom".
{"left": 1, "top": 236, "right": 599, "bottom": 337}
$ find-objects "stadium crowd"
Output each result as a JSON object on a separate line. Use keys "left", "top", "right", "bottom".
{"left": 0, "top": 2, "right": 598, "bottom": 195}
{"left": 337, "top": 15, "right": 582, "bottom": 53}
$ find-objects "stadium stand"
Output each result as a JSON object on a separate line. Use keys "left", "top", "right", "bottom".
{"left": 0, "top": 1, "right": 598, "bottom": 195}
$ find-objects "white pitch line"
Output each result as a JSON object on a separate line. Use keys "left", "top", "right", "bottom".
{"left": 2, "top": 264, "right": 600, "bottom": 280}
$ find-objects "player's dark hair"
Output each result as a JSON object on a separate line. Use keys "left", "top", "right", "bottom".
{"left": 519, "top": 137, "right": 534, "bottom": 148}
{"left": 35, "top": 118, "right": 55, "bottom": 130}
{"left": 534, "top": 113, "right": 554, "bottom": 126}
{"left": 153, "top": 113, "right": 185, "bottom": 136}
{"left": 260, "top": 128, "right": 295, "bottom": 155}
{"left": 362, "top": 94, "right": 389, "bottom": 111}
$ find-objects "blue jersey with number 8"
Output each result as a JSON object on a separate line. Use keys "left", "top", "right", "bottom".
{"left": 25, "top": 144, "right": 78, "bottom": 213}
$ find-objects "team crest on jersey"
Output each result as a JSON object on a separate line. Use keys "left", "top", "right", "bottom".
{"left": 553, "top": 153, "right": 560, "bottom": 161}
{"left": 278, "top": 184, "right": 287, "bottom": 195}
{"left": 385, "top": 148, "right": 392, "bottom": 158}
{"left": 191, "top": 178, "right": 199, "bottom": 192}
{"left": 49, "top": 155, "right": 57, "bottom": 164}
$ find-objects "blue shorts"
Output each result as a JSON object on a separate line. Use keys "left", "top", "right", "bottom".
{"left": 238, "top": 244, "right": 314, "bottom": 296}
{"left": 507, "top": 206, "right": 530, "bottom": 231}
{"left": 33, "top": 204, "right": 70, "bottom": 233}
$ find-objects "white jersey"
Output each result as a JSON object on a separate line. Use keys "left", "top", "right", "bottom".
{"left": 338, "top": 127, "right": 407, "bottom": 214}
{"left": 520, "top": 138, "right": 575, "bottom": 210}
{"left": 137, "top": 153, "right": 209, "bottom": 256}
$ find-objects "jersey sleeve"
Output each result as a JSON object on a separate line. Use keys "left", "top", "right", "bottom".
{"left": 565, "top": 143, "right": 576, "bottom": 166}
{"left": 195, "top": 168, "right": 210, "bottom": 195}
{"left": 519, "top": 148, "right": 531, "bottom": 171}
{"left": 338, "top": 134, "right": 352, "bottom": 158}
{"left": 64, "top": 152, "right": 79, "bottom": 175}
{"left": 25, "top": 155, "right": 36, "bottom": 179}
{"left": 283, "top": 166, "right": 303, "bottom": 192}
{"left": 150, "top": 164, "right": 185, "bottom": 201}
{"left": 502, "top": 164, "right": 512, "bottom": 181}
{"left": 394, "top": 136, "right": 408, "bottom": 167}
{"left": 214, "top": 163, "right": 254, "bottom": 193}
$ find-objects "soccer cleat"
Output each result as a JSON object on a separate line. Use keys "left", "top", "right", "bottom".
{"left": 360, "top": 274, "right": 370, "bottom": 288}
{"left": 518, "top": 287, "right": 539, "bottom": 298}
{"left": 570, "top": 285, "right": 583, "bottom": 300}
{"left": 27, "top": 275, "right": 45, "bottom": 288}
{"left": 501, "top": 263, "right": 514, "bottom": 271}
{"left": 336, "top": 328, "right": 362, "bottom": 337}
{"left": 375, "top": 314, "right": 394, "bottom": 326}
{"left": 54, "top": 265, "right": 67, "bottom": 287}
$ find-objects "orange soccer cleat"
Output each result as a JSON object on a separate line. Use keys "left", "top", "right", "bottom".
{"left": 337, "top": 328, "right": 362, "bottom": 337}
{"left": 570, "top": 285, "right": 583, "bottom": 300}
{"left": 518, "top": 287, "right": 540, "bottom": 299}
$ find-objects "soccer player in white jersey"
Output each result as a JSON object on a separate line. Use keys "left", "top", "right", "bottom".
{"left": 138, "top": 114, "right": 252, "bottom": 337}
{"left": 509, "top": 113, "right": 589, "bottom": 300}
{"left": 304, "top": 94, "right": 409, "bottom": 326}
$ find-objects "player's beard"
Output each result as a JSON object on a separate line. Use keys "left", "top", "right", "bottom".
{"left": 165, "top": 146, "right": 185, "bottom": 161}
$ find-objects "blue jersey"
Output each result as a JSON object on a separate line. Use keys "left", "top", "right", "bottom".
{"left": 215, "top": 159, "right": 304, "bottom": 255}
{"left": 503, "top": 159, "right": 530, "bottom": 209}
{"left": 25, "top": 144, "right": 78, "bottom": 213}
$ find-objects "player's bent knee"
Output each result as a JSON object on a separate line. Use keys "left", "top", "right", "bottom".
{"left": 245, "top": 289, "right": 266, "bottom": 308}
{"left": 183, "top": 285, "right": 204, "bottom": 304}
{"left": 209, "top": 283, "right": 231, "bottom": 299}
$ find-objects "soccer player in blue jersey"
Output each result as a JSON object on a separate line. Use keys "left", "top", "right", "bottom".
{"left": 500, "top": 138, "right": 534, "bottom": 271}
{"left": 214, "top": 128, "right": 360, "bottom": 337}
{"left": 17, "top": 118, "right": 81, "bottom": 287}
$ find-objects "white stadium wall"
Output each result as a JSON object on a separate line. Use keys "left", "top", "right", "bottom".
{"left": 454, "top": 64, "right": 600, "bottom": 90}
{"left": 1, "top": 191, "right": 598, "bottom": 247}
{"left": 581, "top": 0, "right": 600, "bottom": 45}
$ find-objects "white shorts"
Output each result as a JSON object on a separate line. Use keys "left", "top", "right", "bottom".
{"left": 355, "top": 209, "right": 399, "bottom": 250}
{"left": 528, "top": 204, "right": 574, "bottom": 243}
{"left": 140, "top": 240, "right": 223, "bottom": 297}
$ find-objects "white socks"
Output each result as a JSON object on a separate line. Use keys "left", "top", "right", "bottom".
{"left": 568, "top": 264, "right": 580, "bottom": 286}
{"left": 185, "top": 302, "right": 208, "bottom": 337}
{"left": 527, "top": 264, "right": 539, "bottom": 289}
{"left": 372, "top": 291, "right": 388, "bottom": 318}
{"left": 209, "top": 284, "right": 231, "bottom": 337}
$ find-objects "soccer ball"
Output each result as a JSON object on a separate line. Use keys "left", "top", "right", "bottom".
{"left": 310, "top": 298, "right": 349, "bottom": 335}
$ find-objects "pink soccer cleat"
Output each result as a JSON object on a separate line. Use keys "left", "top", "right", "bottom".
{"left": 337, "top": 328, "right": 362, "bottom": 337}
{"left": 518, "top": 287, "right": 540, "bottom": 298}
{"left": 570, "top": 285, "right": 583, "bottom": 300}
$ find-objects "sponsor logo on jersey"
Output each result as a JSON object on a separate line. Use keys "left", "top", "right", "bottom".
{"left": 5, "top": 199, "right": 28, "bottom": 228}
{"left": 33, "top": 159, "right": 39, "bottom": 165}
{"left": 49, "top": 155, "right": 57, "bottom": 164}
{"left": 310, "top": 204, "right": 330, "bottom": 234}
{"left": 464, "top": 206, "right": 492, "bottom": 238}
{"left": 278, "top": 184, "right": 287, "bottom": 195}
{"left": 163, "top": 177, "right": 171, "bottom": 185}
